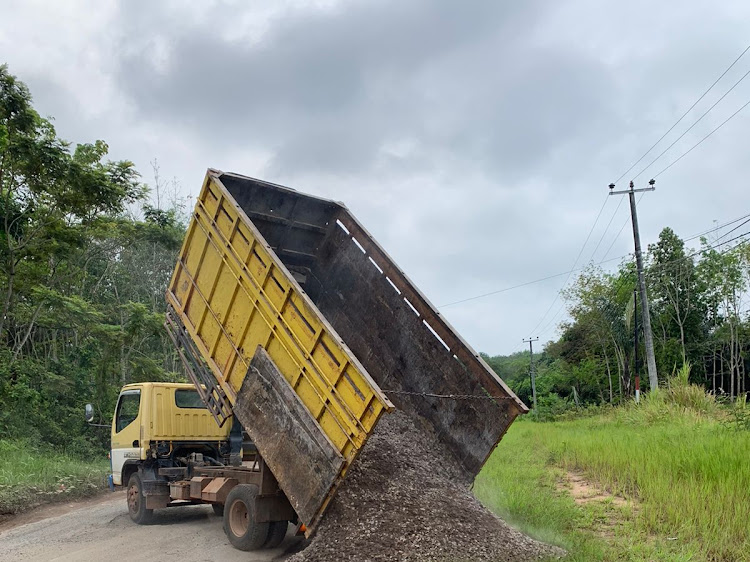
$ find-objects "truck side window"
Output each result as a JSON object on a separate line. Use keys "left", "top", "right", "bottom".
{"left": 116, "top": 391, "right": 141, "bottom": 432}
{"left": 175, "top": 389, "right": 206, "bottom": 409}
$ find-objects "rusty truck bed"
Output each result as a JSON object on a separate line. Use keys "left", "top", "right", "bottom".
{"left": 166, "top": 169, "right": 526, "bottom": 534}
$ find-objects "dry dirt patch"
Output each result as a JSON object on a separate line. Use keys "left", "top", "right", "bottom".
{"left": 561, "top": 471, "right": 629, "bottom": 508}
{"left": 557, "top": 470, "right": 637, "bottom": 539}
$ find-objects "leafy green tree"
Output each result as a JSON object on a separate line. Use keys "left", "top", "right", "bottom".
{"left": 647, "top": 227, "right": 706, "bottom": 374}
{"left": 0, "top": 65, "right": 187, "bottom": 453}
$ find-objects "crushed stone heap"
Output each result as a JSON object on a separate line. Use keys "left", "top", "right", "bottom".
{"left": 289, "top": 410, "right": 564, "bottom": 562}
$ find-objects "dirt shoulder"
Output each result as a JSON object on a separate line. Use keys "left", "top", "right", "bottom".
{"left": 0, "top": 488, "right": 123, "bottom": 532}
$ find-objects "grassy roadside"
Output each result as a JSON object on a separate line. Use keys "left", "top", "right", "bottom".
{"left": 475, "top": 403, "right": 750, "bottom": 561}
{"left": 0, "top": 440, "right": 110, "bottom": 517}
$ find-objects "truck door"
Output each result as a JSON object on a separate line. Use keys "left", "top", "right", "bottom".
{"left": 111, "top": 389, "right": 142, "bottom": 486}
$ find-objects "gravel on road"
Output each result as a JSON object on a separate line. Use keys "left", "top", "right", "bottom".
{"left": 290, "top": 410, "right": 565, "bottom": 562}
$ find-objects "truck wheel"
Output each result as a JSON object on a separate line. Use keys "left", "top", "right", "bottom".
{"left": 127, "top": 473, "right": 153, "bottom": 525}
{"left": 223, "top": 484, "right": 268, "bottom": 551}
{"left": 264, "top": 521, "right": 288, "bottom": 548}
{"left": 212, "top": 503, "right": 224, "bottom": 517}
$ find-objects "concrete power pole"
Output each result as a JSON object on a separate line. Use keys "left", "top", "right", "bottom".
{"left": 523, "top": 337, "right": 539, "bottom": 414}
{"left": 608, "top": 180, "right": 659, "bottom": 392}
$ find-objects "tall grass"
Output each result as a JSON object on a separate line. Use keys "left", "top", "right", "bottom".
{"left": 0, "top": 440, "right": 110, "bottom": 515}
{"left": 476, "top": 375, "right": 750, "bottom": 561}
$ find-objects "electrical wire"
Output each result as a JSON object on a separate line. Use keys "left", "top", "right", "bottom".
{"left": 531, "top": 46, "right": 750, "bottom": 338}
{"left": 536, "top": 230, "right": 750, "bottom": 339}
{"left": 612, "top": 43, "right": 750, "bottom": 185}
{"left": 439, "top": 215, "right": 749, "bottom": 310}
{"left": 600, "top": 192, "right": 647, "bottom": 262}
{"left": 438, "top": 252, "right": 626, "bottom": 308}
{"left": 632, "top": 69, "right": 750, "bottom": 181}
{"left": 683, "top": 212, "right": 750, "bottom": 243}
{"left": 652, "top": 97, "right": 750, "bottom": 179}
{"left": 531, "top": 223, "right": 750, "bottom": 338}
{"left": 711, "top": 217, "right": 750, "bottom": 242}
{"left": 586, "top": 198, "right": 624, "bottom": 264}
{"left": 525, "top": 195, "right": 610, "bottom": 334}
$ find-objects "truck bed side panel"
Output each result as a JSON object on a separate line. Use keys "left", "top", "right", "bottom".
{"left": 167, "top": 172, "right": 393, "bottom": 529}
{"left": 308, "top": 222, "right": 521, "bottom": 476}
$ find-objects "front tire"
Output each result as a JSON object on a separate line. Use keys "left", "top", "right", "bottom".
{"left": 127, "top": 473, "right": 153, "bottom": 525}
{"left": 223, "top": 484, "right": 268, "bottom": 551}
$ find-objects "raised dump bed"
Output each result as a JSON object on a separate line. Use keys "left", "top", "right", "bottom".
{"left": 166, "top": 169, "right": 526, "bottom": 535}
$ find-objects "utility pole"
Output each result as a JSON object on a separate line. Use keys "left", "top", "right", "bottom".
{"left": 523, "top": 337, "right": 539, "bottom": 414}
{"left": 609, "top": 180, "right": 658, "bottom": 392}
{"left": 633, "top": 288, "right": 640, "bottom": 403}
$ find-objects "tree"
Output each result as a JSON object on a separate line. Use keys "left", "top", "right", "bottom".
{"left": 0, "top": 65, "right": 187, "bottom": 453}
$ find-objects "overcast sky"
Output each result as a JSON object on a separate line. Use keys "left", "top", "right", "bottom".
{"left": 1, "top": 0, "right": 749, "bottom": 355}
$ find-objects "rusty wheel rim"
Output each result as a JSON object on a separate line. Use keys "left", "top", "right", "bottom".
{"left": 127, "top": 483, "right": 139, "bottom": 514}
{"left": 229, "top": 500, "right": 249, "bottom": 538}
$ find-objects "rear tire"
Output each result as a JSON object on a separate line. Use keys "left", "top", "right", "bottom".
{"left": 264, "top": 520, "right": 288, "bottom": 548}
{"left": 223, "top": 484, "right": 268, "bottom": 551}
{"left": 212, "top": 503, "right": 224, "bottom": 517}
{"left": 126, "top": 473, "right": 153, "bottom": 525}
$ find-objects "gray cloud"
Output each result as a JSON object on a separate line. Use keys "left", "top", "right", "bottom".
{"left": 2, "top": 0, "right": 749, "bottom": 354}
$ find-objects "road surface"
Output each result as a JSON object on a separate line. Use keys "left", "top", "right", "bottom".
{"left": 0, "top": 491, "right": 305, "bottom": 561}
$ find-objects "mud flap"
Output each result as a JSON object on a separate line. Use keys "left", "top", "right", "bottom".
{"left": 232, "top": 346, "right": 345, "bottom": 529}
{"left": 142, "top": 479, "right": 170, "bottom": 509}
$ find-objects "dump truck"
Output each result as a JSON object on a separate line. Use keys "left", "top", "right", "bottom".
{"left": 105, "top": 169, "right": 527, "bottom": 551}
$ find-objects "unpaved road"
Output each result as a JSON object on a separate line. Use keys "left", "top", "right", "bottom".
{"left": 0, "top": 491, "right": 305, "bottom": 561}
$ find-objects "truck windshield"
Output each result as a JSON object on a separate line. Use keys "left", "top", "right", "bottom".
{"left": 175, "top": 389, "right": 206, "bottom": 409}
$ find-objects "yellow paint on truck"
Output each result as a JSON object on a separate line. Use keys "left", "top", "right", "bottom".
{"left": 166, "top": 171, "right": 393, "bottom": 472}
{"left": 110, "top": 382, "right": 230, "bottom": 485}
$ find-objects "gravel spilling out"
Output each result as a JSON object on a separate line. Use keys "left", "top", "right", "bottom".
{"left": 289, "top": 411, "right": 564, "bottom": 562}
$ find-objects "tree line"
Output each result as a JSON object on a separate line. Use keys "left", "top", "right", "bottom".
{"left": 0, "top": 65, "right": 187, "bottom": 454}
{"left": 486, "top": 225, "right": 750, "bottom": 414}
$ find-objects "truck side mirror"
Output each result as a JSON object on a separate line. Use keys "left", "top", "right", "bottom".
{"left": 85, "top": 403, "right": 95, "bottom": 423}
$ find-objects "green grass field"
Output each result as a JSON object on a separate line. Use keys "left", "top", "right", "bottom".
{"left": 475, "top": 398, "right": 750, "bottom": 562}
{"left": 0, "top": 440, "right": 110, "bottom": 516}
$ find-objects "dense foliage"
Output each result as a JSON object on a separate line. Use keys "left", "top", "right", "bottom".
{"left": 486, "top": 227, "right": 750, "bottom": 416}
{"left": 0, "top": 65, "right": 187, "bottom": 455}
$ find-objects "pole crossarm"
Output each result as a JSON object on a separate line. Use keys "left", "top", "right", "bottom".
{"left": 609, "top": 187, "right": 656, "bottom": 195}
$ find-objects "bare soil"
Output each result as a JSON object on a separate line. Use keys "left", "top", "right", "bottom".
{"left": 557, "top": 470, "right": 637, "bottom": 540}
{"left": 290, "top": 411, "right": 565, "bottom": 562}
{"left": 561, "top": 471, "right": 629, "bottom": 508}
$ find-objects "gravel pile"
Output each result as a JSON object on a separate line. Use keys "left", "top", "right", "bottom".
{"left": 289, "top": 411, "right": 564, "bottom": 562}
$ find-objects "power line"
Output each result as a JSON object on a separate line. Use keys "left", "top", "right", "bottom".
{"left": 536, "top": 230, "right": 750, "bottom": 340}
{"left": 683, "top": 212, "right": 750, "bottom": 243}
{"left": 601, "top": 192, "right": 646, "bottom": 262}
{"left": 643, "top": 229, "right": 750, "bottom": 278}
{"left": 652, "top": 97, "right": 750, "bottom": 179}
{"left": 535, "top": 224, "right": 750, "bottom": 338}
{"left": 438, "top": 252, "right": 627, "bottom": 308}
{"left": 438, "top": 270, "right": 573, "bottom": 308}
{"left": 440, "top": 214, "right": 749, "bottom": 310}
{"left": 712, "top": 217, "right": 750, "bottom": 242}
{"left": 632, "top": 69, "right": 750, "bottom": 181}
{"left": 526, "top": 195, "right": 610, "bottom": 334}
{"left": 531, "top": 46, "right": 750, "bottom": 341}
{"left": 613, "top": 43, "right": 750, "bottom": 185}
{"left": 586, "top": 198, "right": 624, "bottom": 264}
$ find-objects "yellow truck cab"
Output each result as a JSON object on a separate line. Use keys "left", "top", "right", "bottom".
{"left": 111, "top": 382, "right": 232, "bottom": 488}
